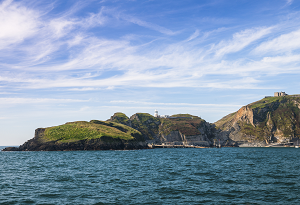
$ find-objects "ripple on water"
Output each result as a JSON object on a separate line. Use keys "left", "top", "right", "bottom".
{"left": 0, "top": 148, "right": 300, "bottom": 204}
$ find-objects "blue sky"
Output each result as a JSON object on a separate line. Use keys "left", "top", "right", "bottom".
{"left": 1, "top": 0, "right": 300, "bottom": 145}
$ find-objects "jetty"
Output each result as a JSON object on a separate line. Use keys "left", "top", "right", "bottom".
{"left": 148, "top": 144, "right": 209, "bottom": 149}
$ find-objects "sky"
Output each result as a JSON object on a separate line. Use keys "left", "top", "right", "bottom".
{"left": 1, "top": 0, "right": 300, "bottom": 145}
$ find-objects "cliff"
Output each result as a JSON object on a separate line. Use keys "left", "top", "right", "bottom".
{"left": 3, "top": 120, "right": 147, "bottom": 151}
{"left": 108, "top": 113, "right": 233, "bottom": 147}
{"left": 215, "top": 96, "right": 300, "bottom": 145}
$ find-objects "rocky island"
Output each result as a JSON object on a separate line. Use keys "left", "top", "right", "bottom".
{"left": 3, "top": 94, "right": 300, "bottom": 151}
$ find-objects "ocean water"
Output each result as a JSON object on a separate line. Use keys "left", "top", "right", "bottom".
{"left": 0, "top": 147, "right": 299, "bottom": 204}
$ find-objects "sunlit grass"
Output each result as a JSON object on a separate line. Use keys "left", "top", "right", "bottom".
{"left": 43, "top": 120, "right": 141, "bottom": 143}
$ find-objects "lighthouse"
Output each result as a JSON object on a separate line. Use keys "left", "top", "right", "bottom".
{"left": 154, "top": 109, "right": 159, "bottom": 117}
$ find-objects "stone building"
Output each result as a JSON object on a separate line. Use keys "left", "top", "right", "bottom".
{"left": 274, "top": 92, "right": 288, "bottom": 97}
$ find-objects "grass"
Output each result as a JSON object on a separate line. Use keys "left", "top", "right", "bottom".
{"left": 170, "top": 114, "right": 198, "bottom": 118}
{"left": 108, "top": 112, "right": 129, "bottom": 124}
{"left": 248, "top": 96, "right": 300, "bottom": 109}
{"left": 43, "top": 120, "right": 142, "bottom": 143}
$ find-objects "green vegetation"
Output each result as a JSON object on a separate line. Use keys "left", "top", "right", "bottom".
{"left": 108, "top": 112, "right": 129, "bottom": 125}
{"left": 109, "top": 112, "right": 208, "bottom": 139}
{"left": 249, "top": 96, "right": 300, "bottom": 109}
{"left": 239, "top": 122, "right": 271, "bottom": 141}
{"left": 160, "top": 115, "right": 205, "bottom": 136}
{"left": 248, "top": 96, "right": 283, "bottom": 109}
{"left": 171, "top": 114, "right": 198, "bottom": 118}
{"left": 242, "top": 97, "right": 300, "bottom": 139}
{"left": 215, "top": 96, "right": 300, "bottom": 141}
{"left": 272, "top": 101, "right": 300, "bottom": 137}
{"left": 214, "top": 112, "right": 236, "bottom": 130}
{"left": 43, "top": 120, "right": 142, "bottom": 143}
{"left": 130, "top": 113, "right": 160, "bottom": 140}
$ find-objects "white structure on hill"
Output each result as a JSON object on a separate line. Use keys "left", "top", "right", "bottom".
{"left": 154, "top": 110, "right": 170, "bottom": 118}
{"left": 274, "top": 92, "right": 288, "bottom": 97}
{"left": 154, "top": 109, "right": 159, "bottom": 117}
{"left": 154, "top": 110, "right": 193, "bottom": 119}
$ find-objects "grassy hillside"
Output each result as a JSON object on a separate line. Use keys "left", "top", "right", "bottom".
{"left": 43, "top": 120, "right": 142, "bottom": 143}
{"left": 107, "top": 112, "right": 129, "bottom": 125}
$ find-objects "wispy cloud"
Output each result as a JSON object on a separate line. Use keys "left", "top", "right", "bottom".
{"left": 254, "top": 28, "right": 300, "bottom": 54}
{"left": 1, "top": 0, "right": 300, "bottom": 92}
{"left": 212, "top": 27, "right": 273, "bottom": 57}
{"left": 122, "top": 15, "right": 178, "bottom": 35}
{"left": 0, "top": 98, "right": 88, "bottom": 105}
{"left": 110, "top": 100, "right": 243, "bottom": 108}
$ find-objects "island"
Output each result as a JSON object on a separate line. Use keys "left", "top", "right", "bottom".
{"left": 3, "top": 93, "right": 300, "bottom": 151}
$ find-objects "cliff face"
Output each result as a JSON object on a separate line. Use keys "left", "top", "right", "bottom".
{"left": 109, "top": 113, "right": 232, "bottom": 146}
{"left": 215, "top": 96, "right": 300, "bottom": 144}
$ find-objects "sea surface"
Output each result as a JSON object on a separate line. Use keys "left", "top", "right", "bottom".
{"left": 0, "top": 147, "right": 299, "bottom": 204}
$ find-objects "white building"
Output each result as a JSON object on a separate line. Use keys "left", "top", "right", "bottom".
{"left": 274, "top": 92, "right": 288, "bottom": 97}
{"left": 154, "top": 109, "right": 159, "bottom": 117}
{"left": 154, "top": 110, "right": 170, "bottom": 118}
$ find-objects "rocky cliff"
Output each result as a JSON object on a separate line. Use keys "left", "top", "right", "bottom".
{"left": 108, "top": 112, "right": 234, "bottom": 146}
{"left": 215, "top": 96, "right": 300, "bottom": 145}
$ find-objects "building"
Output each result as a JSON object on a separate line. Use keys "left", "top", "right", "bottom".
{"left": 154, "top": 110, "right": 192, "bottom": 119}
{"left": 154, "top": 109, "right": 159, "bottom": 117}
{"left": 154, "top": 110, "right": 170, "bottom": 118}
{"left": 274, "top": 92, "right": 288, "bottom": 97}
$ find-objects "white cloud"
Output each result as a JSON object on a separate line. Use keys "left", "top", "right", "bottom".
{"left": 0, "top": 98, "right": 88, "bottom": 105}
{"left": 103, "top": 7, "right": 177, "bottom": 35}
{"left": 185, "top": 29, "right": 200, "bottom": 42}
{"left": 254, "top": 29, "right": 300, "bottom": 54}
{"left": 1, "top": 1, "right": 300, "bottom": 92}
{"left": 110, "top": 100, "right": 243, "bottom": 108}
{"left": 0, "top": 0, "right": 40, "bottom": 49}
{"left": 261, "top": 54, "right": 300, "bottom": 63}
{"left": 213, "top": 27, "right": 273, "bottom": 57}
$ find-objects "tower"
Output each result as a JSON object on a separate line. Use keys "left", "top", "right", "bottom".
{"left": 154, "top": 109, "right": 158, "bottom": 117}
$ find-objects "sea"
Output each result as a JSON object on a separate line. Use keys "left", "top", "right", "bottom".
{"left": 0, "top": 146, "right": 299, "bottom": 204}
